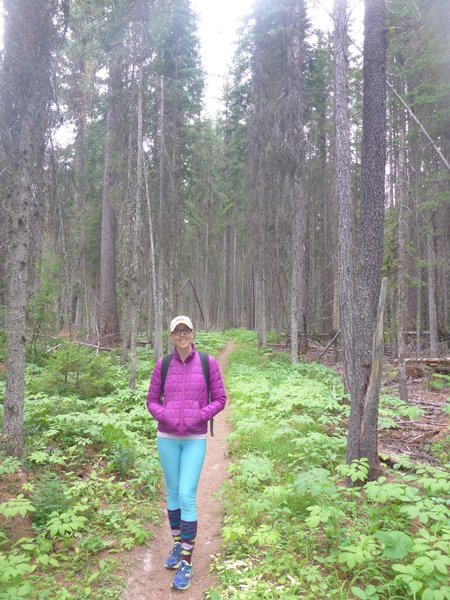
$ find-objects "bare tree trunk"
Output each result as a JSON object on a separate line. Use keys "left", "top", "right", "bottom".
{"left": 220, "top": 229, "right": 227, "bottom": 327}
{"left": 333, "top": 0, "right": 354, "bottom": 393}
{"left": 121, "top": 72, "right": 137, "bottom": 366}
{"left": 288, "top": 0, "right": 307, "bottom": 360}
{"left": 153, "top": 74, "right": 165, "bottom": 359}
{"left": 144, "top": 158, "right": 161, "bottom": 357}
{"left": 427, "top": 221, "right": 439, "bottom": 356}
{"left": 397, "top": 133, "right": 408, "bottom": 401}
{"left": 254, "top": 169, "right": 267, "bottom": 346}
{"left": 98, "top": 64, "right": 121, "bottom": 347}
{"left": 232, "top": 228, "right": 237, "bottom": 327}
{"left": 290, "top": 201, "right": 300, "bottom": 363}
{"left": 360, "top": 277, "right": 387, "bottom": 474}
{"left": 3, "top": 163, "right": 29, "bottom": 457}
{"left": 256, "top": 264, "right": 267, "bottom": 347}
{"left": 414, "top": 191, "right": 422, "bottom": 359}
{"left": 129, "top": 58, "right": 143, "bottom": 389}
{"left": 346, "top": 0, "right": 387, "bottom": 478}
{"left": 203, "top": 222, "right": 209, "bottom": 330}
{"left": 1, "top": 0, "right": 54, "bottom": 456}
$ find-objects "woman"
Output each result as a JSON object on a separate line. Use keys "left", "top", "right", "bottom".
{"left": 146, "top": 316, "right": 227, "bottom": 591}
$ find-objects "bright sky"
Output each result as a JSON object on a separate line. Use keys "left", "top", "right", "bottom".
{"left": 190, "top": 0, "right": 255, "bottom": 115}
{"left": 191, "top": 0, "right": 364, "bottom": 116}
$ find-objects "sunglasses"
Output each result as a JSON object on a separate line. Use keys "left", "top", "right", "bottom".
{"left": 172, "top": 328, "right": 193, "bottom": 337}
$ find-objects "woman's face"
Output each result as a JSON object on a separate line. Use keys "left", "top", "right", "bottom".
{"left": 171, "top": 325, "right": 194, "bottom": 351}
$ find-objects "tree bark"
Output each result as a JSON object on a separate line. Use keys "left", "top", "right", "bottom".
{"left": 288, "top": 0, "right": 307, "bottom": 361}
{"left": 397, "top": 132, "right": 408, "bottom": 401}
{"left": 333, "top": 0, "right": 354, "bottom": 393}
{"left": 1, "top": 0, "right": 55, "bottom": 456}
{"left": 360, "top": 277, "right": 388, "bottom": 478}
{"left": 98, "top": 64, "right": 121, "bottom": 347}
{"left": 129, "top": 57, "right": 144, "bottom": 389}
{"left": 426, "top": 221, "right": 439, "bottom": 356}
{"left": 346, "top": 0, "right": 387, "bottom": 474}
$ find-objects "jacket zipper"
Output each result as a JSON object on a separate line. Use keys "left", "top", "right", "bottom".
{"left": 180, "top": 361, "right": 186, "bottom": 435}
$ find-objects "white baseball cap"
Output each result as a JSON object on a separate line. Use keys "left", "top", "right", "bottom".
{"left": 170, "top": 315, "right": 194, "bottom": 332}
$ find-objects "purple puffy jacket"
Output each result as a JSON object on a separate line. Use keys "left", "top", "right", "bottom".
{"left": 146, "top": 345, "right": 227, "bottom": 436}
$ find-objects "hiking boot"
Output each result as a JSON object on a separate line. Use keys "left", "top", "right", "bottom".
{"left": 171, "top": 560, "right": 193, "bottom": 590}
{"left": 164, "top": 542, "right": 182, "bottom": 569}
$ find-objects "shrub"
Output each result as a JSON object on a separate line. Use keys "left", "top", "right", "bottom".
{"left": 27, "top": 343, "right": 116, "bottom": 398}
{"left": 32, "top": 475, "right": 71, "bottom": 528}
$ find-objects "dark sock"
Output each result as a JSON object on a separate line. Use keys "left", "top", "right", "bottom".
{"left": 180, "top": 519, "right": 197, "bottom": 564}
{"left": 168, "top": 508, "right": 181, "bottom": 544}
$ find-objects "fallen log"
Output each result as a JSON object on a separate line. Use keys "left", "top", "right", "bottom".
{"left": 403, "top": 358, "right": 450, "bottom": 376}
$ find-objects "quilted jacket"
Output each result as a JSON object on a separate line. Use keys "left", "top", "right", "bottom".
{"left": 146, "top": 344, "right": 227, "bottom": 436}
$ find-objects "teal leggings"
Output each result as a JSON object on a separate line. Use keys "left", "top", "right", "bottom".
{"left": 157, "top": 437, "right": 206, "bottom": 522}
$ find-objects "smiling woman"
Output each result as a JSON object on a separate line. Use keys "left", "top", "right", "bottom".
{"left": 145, "top": 315, "right": 227, "bottom": 591}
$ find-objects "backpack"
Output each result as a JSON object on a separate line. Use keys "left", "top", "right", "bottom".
{"left": 160, "top": 351, "right": 214, "bottom": 436}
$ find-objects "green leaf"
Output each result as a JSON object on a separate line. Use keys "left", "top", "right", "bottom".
{"left": 422, "top": 588, "right": 434, "bottom": 600}
{"left": 408, "top": 580, "right": 422, "bottom": 595}
{"left": 375, "top": 530, "right": 413, "bottom": 559}
{"left": 434, "top": 560, "right": 448, "bottom": 575}
{"left": 351, "top": 587, "right": 368, "bottom": 599}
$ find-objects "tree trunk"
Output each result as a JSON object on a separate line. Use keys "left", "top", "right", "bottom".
{"left": 333, "top": 0, "right": 354, "bottom": 393}
{"left": 153, "top": 74, "right": 165, "bottom": 359}
{"left": 204, "top": 222, "right": 209, "bottom": 330}
{"left": 346, "top": 0, "right": 387, "bottom": 474}
{"left": 414, "top": 190, "right": 422, "bottom": 359}
{"left": 426, "top": 221, "right": 439, "bottom": 356}
{"left": 397, "top": 132, "right": 408, "bottom": 401}
{"left": 144, "top": 157, "right": 161, "bottom": 358}
{"left": 290, "top": 202, "right": 300, "bottom": 363}
{"left": 288, "top": 0, "right": 307, "bottom": 361}
{"left": 232, "top": 228, "right": 238, "bottom": 327}
{"left": 360, "top": 277, "right": 387, "bottom": 478}
{"left": 98, "top": 64, "right": 121, "bottom": 347}
{"left": 1, "top": 0, "right": 55, "bottom": 456}
{"left": 129, "top": 58, "right": 144, "bottom": 389}
{"left": 3, "top": 163, "right": 29, "bottom": 457}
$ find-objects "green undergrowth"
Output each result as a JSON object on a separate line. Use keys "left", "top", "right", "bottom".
{"left": 0, "top": 331, "right": 228, "bottom": 599}
{"left": 208, "top": 339, "right": 450, "bottom": 600}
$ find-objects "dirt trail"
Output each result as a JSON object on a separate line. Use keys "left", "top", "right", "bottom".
{"left": 122, "top": 341, "right": 235, "bottom": 600}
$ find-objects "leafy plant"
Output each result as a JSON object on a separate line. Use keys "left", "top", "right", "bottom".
{"left": 295, "top": 467, "right": 338, "bottom": 497}
{"left": 0, "top": 456, "right": 21, "bottom": 476}
{"left": 27, "top": 342, "right": 116, "bottom": 398}
{"left": 351, "top": 585, "right": 381, "bottom": 600}
{"left": 107, "top": 447, "right": 137, "bottom": 478}
{"left": 212, "top": 332, "right": 450, "bottom": 599}
{"left": 231, "top": 455, "right": 274, "bottom": 488}
{"left": 32, "top": 476, "right": 71, "bottom": 528}
{"left": 428, "top": 373, "right": 450, "bottom": 391}
{"left": 0, "top": 551, "right": 34, "bottom": 596}
{"left": 337, "top": 458, "right": 370, "bottom": 483}
{"left": 374, "top": 530, "right": 413, "bottom": 559}
{"left": 0, "top": 495, "right": 36, "bottom": 518}
{"left": 337, "top": 535, "right": 378, "bottom": 569}
{"left": 45, "top": 506, "right": 88, "bottom": 538}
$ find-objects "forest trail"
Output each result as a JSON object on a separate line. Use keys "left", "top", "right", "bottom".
{"left": 122, "top": 341, "right": 235, "bottom": 600}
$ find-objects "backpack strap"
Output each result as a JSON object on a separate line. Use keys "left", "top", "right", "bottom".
{"left": 198, "top": 351, "right": 214, "bottom": 437}
{"left": 159, "top": 353, "right": 173, "bottom": 404}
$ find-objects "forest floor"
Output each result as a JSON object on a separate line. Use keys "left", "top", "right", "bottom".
{"left": 303, "top": 343, "right": 449, "bottom": 466}
{"left": 121, "top": 340, "right": 235, "bottom": 600}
